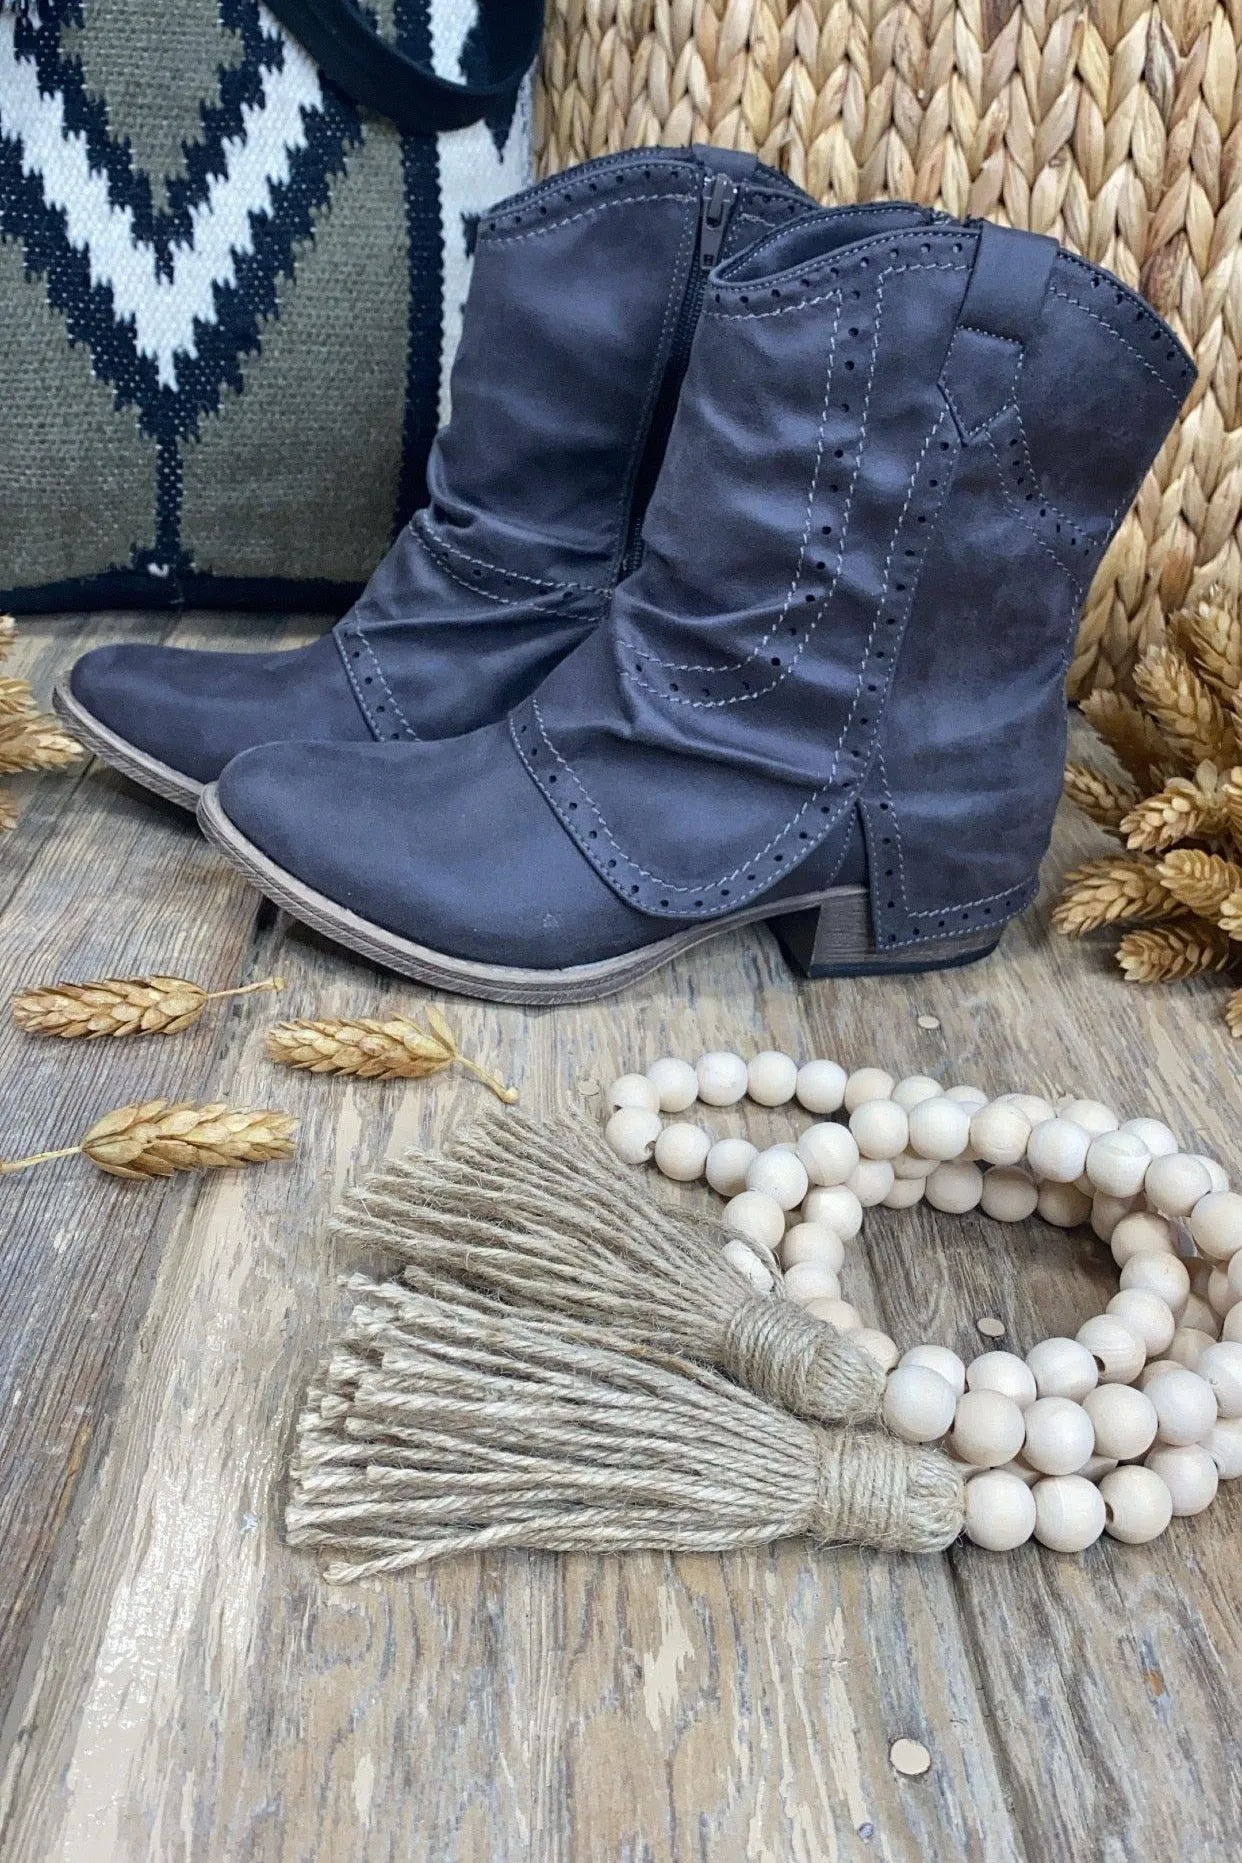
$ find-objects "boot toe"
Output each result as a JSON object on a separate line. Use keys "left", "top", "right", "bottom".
{"left": 69, "top": 635, "right": 371, "bottom": 785}
{"left": 214, "top": 727, "right": 667, "bottom": 970}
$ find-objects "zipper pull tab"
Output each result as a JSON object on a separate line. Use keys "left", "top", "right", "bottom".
{"left": 698, "top": 171, "right": 738, "bottom": 270}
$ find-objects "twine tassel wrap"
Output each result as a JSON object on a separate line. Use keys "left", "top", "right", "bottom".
{"left": 287, "top": 1291, "right": 964, "bottom": 1582}
{"left": 329, "top": 1107, "right": 885, "bottom": 1425}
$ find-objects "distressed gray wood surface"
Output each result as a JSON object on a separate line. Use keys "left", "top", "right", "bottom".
{"left": 0, "top": 615, "right": 1238, "bottom": 1861}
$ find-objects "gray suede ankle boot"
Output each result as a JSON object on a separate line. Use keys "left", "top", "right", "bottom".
{"left": 198, "top": 209, "right": 1193, "bottom": 1002}
{"left": 55, "top": 147, "right": 818, "bottom": 808}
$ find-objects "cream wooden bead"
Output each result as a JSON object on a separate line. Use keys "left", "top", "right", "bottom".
{"left": 645, "top": 1057, "right": 699, "bottom": 1113}
{"left": 951, "top": 1389, "right": 1027, "bottom": 1468}
{"left": 1204, "top": 1416, "right": 1242, "bottom": 1479}
{"left": 781, "top": 1223, "right": 846, "bottom": 1274}
{"left": 944, "top": 1084, "right": 989, "bottom": 1110}
{"left": 1025, "top": 1337, "right": 1099, "bottom": 1402}
{"left": 925, "top": 1160, "right": 984, "bottom": 1214}
{"left": 892, "top": 1149, "right": 938, "bottom": 1179}
{"left": 980, "top": 1168, "right": 1039, "bottom": 1223}
{"left": 1036, "top": 1181, "right": 1092, "bottom": 1229}
{"left": 604, "top": 1107, "right": 663, "bottom": 1165}
{"left": 1058, "top": 1097, "right": 1120, "bottom": 1138}
{"left": 695, "top": 1051, "right": 749, "bottom": 1106}
{"left": 1188, "top": 1154, "right": 1229, "bottom": 1195}
{"left": 745, "top": 1147, "right": 809, "bottom": 1211}
{"left": 964, "top": 1469, "right": 1038, "bottom": 1551}
{"left": 784, "top": 1261, "right": 842, "bottom": 1306}
{"left": 882, "top": 1177, "right": 926, "bottom": 1210}
{"left": 1188, "top": 1190, "right": 1242, "bottom": 1263}
{"left": 807, "top": 1297, "right": 861, "bottom": 1332}
{"left": 796, "top": 1123, "right": 859, "bottom": 1188}
{"left": 1082, "top": 1384, "right": 1159, "bottom": 1461}
{"left": 969, "top": 1103, "right": 1031, "bottom": 1167}
{"left": 1085, "top": 1130, "right": 1152, "bottom": 1198}
{"left": 1144, "top": 1444, "right": 1219, "bottom": 1515}
{"left": 1100, "top": 1466, "right": 1174, "bottom": 1544}
{"left": 1196, "top": 1342, "right": 1242, "bottom": 1420}
{"left": 847, "top": 1159, "right": 896, "bottom": 1207}
{"left": 967, "top": 1351, "right": 1037, "bottom": 1407}
{"left": 1021, "top": 1396, "right": 1096, "bottom": 1475}
{"left": 1146, "top": 1367, "right": 1217, "bottom": 1445}
{"left": 892, "top": 1075, "right": 943, "bottom": 1112}
{"left": 843, "top": 1067, "right": 895, "bottom": 1112}
{"left": 906, "top": 1096, "right": 972, "bottom": 1162}
{"left": 1230, "top": 1252, "right": 1242, "bottom": 1301}
{"left": 1072, "top": 1170, "right": 1096, "bottom": 1199}
{"left": 1138, "top": 1358, "right": 1181, "bottom": 1389}
{"left": 1208, "top": 1269, "right": 1237, "bottom": 1318}
{"left": 849, "top": 1099, "right": 909, "bottom": 1161}
{"left": 721, "top": 1190, "right": 785, "bottom": 1253}
{"left": 1109, "top": 1210, "right": 1178, "bottom": 1268}
{"left": 1143, "top": 1152, "right": 1214, "bottom": 1218}
{"left": 1033, "top": 1475, "right": 1106, "bottom": 1551}
{"left": 705, "top": 1138, "right": 759, "bottom": 1198}
{"left": 1180, "top": 1291, "right": 1221, "bottom": 1338}
{"left": 803, "top": 1185, "right": 863, "bottom": 1241}
{"left": 1026, "top": 1117, "right": 1092, "bottom": 1184}
{"left": 901, "top": 1344, "right": 967, "bottom": 1396}
{"left": 1225, "top": 1305, "right": 1242, "bottom": 1344}
{"left": 1120, "top": 1117, "right": 1180, "bottom": 1159}
{"left": 883, "top": 1364, "right": 958, "bottom": 1443}
{"left": 1090, "top": 1192, "right": 1141, "bottom": 1243}
{"left": 654, "top": 1123, "right": 712, "bottom": 1183}
{"left": 855, "top": 1328, "right": 899, "bottom": 1371}
{"left": 1075, "top": 1314, "right": 1146, "bottom": 1384}
{"left": 1105, "top": 1288, "right": 1176, "bottom": 1358}
{"left": 746, "top": 1050, "right": 798, "bottom": 1106}
{"left": 1169, "top": 1327, "right": 1217, "bottom": 1371}
{"left": 999, "top": 1092, "right": 1056, "bottom": 1127}
{"left": 722, "top": 1239, "right": 776, "bottom": 1294}
{"left": 1077, "top": 1454, "right": 1119, "bottom": 1482}
{"left": 1119, "top": 1250, "right": 1190, "bottom": 1317}
{"left": 992, "top": 1455, "right": 1041, "bottom": 1487}
{"left": 794, "top": 1059, "right": 847, "bottom": 1114}
{"left": 608, "top": 1074, "right": 661, "bottom": 1114}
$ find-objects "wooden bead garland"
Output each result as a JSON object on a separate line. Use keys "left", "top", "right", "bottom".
{"left": 604, "top": 1053, "right": 1242, "bottom": 1557}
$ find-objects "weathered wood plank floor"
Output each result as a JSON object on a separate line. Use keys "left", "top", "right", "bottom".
{"left": 0, "top": 613, "right": 1238, "bottom": 1862}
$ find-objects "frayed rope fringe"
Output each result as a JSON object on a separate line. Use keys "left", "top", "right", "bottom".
{"left": 329, "top": 1106, "right": 885, "bottom": 1426}
{"left": 287, "top": 1110, "right": 964, "bottom": 1581}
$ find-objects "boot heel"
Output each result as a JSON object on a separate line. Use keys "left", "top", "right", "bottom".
{"left": 767, "top": 887, "right": 1001, "bottom": 980}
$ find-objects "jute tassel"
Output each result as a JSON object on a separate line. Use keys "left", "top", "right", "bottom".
{"left": 329, "top": 1107, "right": 884, "bottom": 1426}
{"left": 286, "top": 1287, "right": 964, "bottom": 1582}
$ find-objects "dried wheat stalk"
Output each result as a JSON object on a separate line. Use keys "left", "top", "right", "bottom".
{"left": 1050, "top": 857, "right": 1180, "bottom": 936}
{"left": 0, "top": 712, "right": 83, "bottom": 775}
{"left": 1120, "top": 773, "right": 1225, "bottom": 852}
{"left": 0, "top": 677, "right": 35, "bottom": 718}
{"left": 1116, "top": 924, "right": 1234, "bottom": 983}
{"left": 12, "top": 972, "right": 284, "bottom": 1038}
{"left": 0, "top": 1099, "right": 298, "bottom": 1179}
{"left": 1155, "top": 850, "right": 1242, "bottom": 919}
{"left": 1059, "top": 589, "right": 1242, "bottom": 1033}
{"left": 266, "top": 1005, "right": 518, "bottom": 1103}
{"left": 1062, "top": 763, "right": 1138, "bottom": 832}
{"left": 0, "top": 792, "right": 17, "bottom": 836}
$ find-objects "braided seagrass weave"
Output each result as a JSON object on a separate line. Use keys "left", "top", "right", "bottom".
{"left": 533, "top": 0, "right": 1242, "bottom": 697}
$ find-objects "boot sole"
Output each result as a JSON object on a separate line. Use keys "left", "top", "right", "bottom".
{"left": 53, "top": 682, "right": 203, "bottom": 813}
{"left": 198, "top": 783, "right": 1001, "bottom": 1005}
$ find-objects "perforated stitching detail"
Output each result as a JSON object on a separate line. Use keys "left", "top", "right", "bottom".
{"left": 483, "top": 192, "right": 697, "bottom": 246}
{"left": 514, "top": 700, "right": 855, "bottom": 897}
{"left": 1047, "top": 286, "right": 1188, "bottom": 396}
{"left": 938, "top": 326, "right": 1021, "bottom": 439}
{"left": 339, "top": 627, "right": 418, "bottom": 741}
{"left": 985, "top": 433, "right": 1085, "bottom": 596}
{"left": 413, "top": 525, "right": 579, "bottom": 612}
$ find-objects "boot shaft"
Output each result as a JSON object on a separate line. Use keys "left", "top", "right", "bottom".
{"left": 513, "top": 213, "right": 1193, "bottom": 943}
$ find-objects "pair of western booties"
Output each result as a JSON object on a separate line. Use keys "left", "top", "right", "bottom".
{"left": 59, "top": 148, "right": 1193, "bottom": 1004}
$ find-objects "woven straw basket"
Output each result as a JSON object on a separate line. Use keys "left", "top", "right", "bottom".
{"left": 533, "top": 0, "right": 1242, "bottom": 698}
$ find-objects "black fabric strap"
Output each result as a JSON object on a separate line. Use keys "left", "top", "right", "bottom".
{"left": 266, "top": 0, "right": 544, "bottom": 134}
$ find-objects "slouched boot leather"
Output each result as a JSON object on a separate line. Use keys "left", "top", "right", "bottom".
{"left": 55, "top": 147, "right": 819, "bottom": 808}
{"left": 199, "top": 209, "right": 1194, "bottom": 1003}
